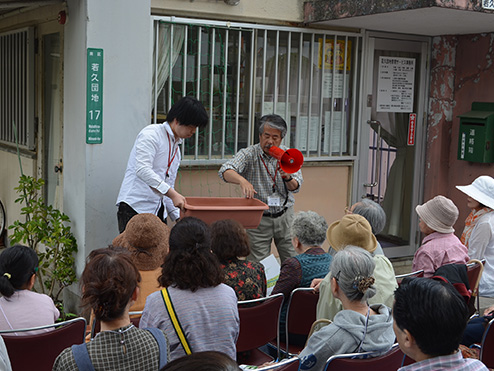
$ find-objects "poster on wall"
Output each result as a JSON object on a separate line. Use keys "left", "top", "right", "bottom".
{"left": 376, "top": 56, "right": 415, "bottom": 113}
{"left": 86, "top": 48, "right": 104, "bottom": 144}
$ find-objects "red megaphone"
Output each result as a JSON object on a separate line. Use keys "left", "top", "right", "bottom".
{"left": 269, "top": 146, "right": 304, "bottom": 174}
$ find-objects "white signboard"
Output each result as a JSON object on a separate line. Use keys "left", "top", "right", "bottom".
{"left": 482, "top": 0, "right": 494, "bottom": 10}
{"left": 376, "top": 56, "right": 415, "bottom": 113}
{"left": 260, "top": 254, "right": 280, "bottom": 296}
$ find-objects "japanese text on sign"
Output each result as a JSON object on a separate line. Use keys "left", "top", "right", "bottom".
{"left": 407, "top": 113, "right": 416, "bottom": 146}
{"left": 483, "top": 0, "right": 494, "bottom": 10}
{"left": 86, "top": 48, "right": 103, "bottom": 144}
{"left": 376, "top": 56, "right": 415, "bottom": 113}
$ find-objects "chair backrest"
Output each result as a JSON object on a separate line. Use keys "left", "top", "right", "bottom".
{"left": 0, "top": 317, "right": 87, "bottom": 371}
{"left": 236, "top": 293, "right": 284, "bottom": 357}
{"left": 467, "top": 259, "right": 484, "bottom": 315}
{"left": 324, "top": 344, "right": 403, "bottom": 371}
{"left": 256, "top": 356, "right": 300, "bottom": 370}
{"left": 285, "top": 287, "right": 319, "bottom": 345}
{"left": 480, "top": 318, "right": 494, "bottom": 368}
{"left": 395, "top": 270, "right": 424, "bottom": 285}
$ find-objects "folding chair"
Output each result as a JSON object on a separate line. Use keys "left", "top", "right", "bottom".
{"left": 236, "top": 293, "right": 284, "bottom": 366}
{"left": 466, "top": 259, "right": 484, "bottom": 315}
{"left": 479, "top": 318, "right": 494, "bottom": 368}
{"left": 324, "top": 343, "right": 403, "bottom": 371}
{"left": 395, "top": 270, "right": 424, "bottom": 285}
{"left": 254, "top": 356, "right": 300, "bottom": 370}
{"left": 281, "top": 287, "right": 319, "bottom": 356}
{"left": 0, "top": 317, "right": 87, "bottom": 371}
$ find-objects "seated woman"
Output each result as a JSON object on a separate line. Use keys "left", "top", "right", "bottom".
{"left": 53, "top": 247, "right": 168, "bottom": 370}
{"left": 112, "top": 213, "right": 170, "bottom": 311}
{"left": 298, "top": 246, "right": 395, "bottom": 371}
{"left": 313, "top": 214, "right": 397, "bottom": 321}
{"left": 140, "top": 217, "right": 239, "bottom": 362}
{"left": 272, "top": 210, "right": 332, "bottom": 344}
{"left": 211, "top": 219, "right": 266, "bottom": 301}
{"left": 0, "top": 245, "right": 59, "bottom": 334}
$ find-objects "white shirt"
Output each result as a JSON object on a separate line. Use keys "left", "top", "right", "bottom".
{"left": 117, "top": 122, "right": 181, "bottom": 221}
{"left": 468, "top": 212, "right": 494, "bottom": 297}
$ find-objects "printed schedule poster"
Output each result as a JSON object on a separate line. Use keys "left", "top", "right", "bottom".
{"left": 86, "top": 48, "right": 103, "bottom": 144}
{"left": 376, "top": 56, "right": 415, "bottom": 113}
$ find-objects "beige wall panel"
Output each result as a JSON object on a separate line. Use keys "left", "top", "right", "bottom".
{"left": 176, "top": 163, "right": 351, "bottom": 254}
{"left": 151, "top": 0, "right": 304, "bottom": 24}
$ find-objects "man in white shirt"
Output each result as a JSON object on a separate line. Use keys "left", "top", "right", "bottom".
{"left": 116, "top": 96, "right": 208, "bottom": 232}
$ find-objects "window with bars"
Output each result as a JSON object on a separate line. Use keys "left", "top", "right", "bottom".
{"left": 0, "top": 27, "right": 35, "bottom": 150}
{"left": 151, "top": 17, "right": 361, "bottom": 164}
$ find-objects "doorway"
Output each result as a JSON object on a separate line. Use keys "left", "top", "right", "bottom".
{"left": 356, "top": 33, "right": 430, "bottom": 258}
{"left": 39, "top": 25, "right": 63, "bottom": 210}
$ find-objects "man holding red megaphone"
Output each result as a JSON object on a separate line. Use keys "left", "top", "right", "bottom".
{"left": 219, "top": 114, "right": 304, "bottom": 263}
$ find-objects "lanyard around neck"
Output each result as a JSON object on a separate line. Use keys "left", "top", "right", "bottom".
{"left": 260, "top": 154, "right": 279, "bottom": 193}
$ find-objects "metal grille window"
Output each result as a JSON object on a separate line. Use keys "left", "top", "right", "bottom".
{"left": 152, "top": 17, "right": 361, "bottom": 164}
{"left": 0, "top": 27, "right": 35, "bottom": 150}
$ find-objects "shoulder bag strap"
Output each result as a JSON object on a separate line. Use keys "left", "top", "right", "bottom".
{"left": 71, "top": 343, "right": 96, "bottom": 371}
{"left": 144, "top": 327, "right": 168, "bottom": 369}
{"left": 160, "top": 287, "right": 192, "bottom": 355}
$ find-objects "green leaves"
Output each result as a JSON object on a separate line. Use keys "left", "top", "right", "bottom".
{"left": 8, "top": 175, "right": 78, "bottom": 306}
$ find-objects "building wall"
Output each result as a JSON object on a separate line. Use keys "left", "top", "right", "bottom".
{"left": 151, "top": 0, "right": 304, "bottom": 24}
{"left": 176, "top": 163, "right": 351, "bottom": 252}
{"left": 425, "top": 33, "right": 494, "bottom": 234}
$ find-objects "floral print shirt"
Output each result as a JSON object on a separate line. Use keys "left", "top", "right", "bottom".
{"left": 221, "top": 260, "right": 267, "bottom": 301}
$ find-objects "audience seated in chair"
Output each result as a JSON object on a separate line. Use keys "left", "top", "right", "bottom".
{"left": 272, "top": 210, "right": 331, "bottom": 345}
{"left": 311, "top": 215, "right": 397, "bottom": 321}
{"left": 53, "top": 246, "right": 169, "bottom": 370}
{"left": 140, "top": 217, "right": 239, "bottom": 362}
{"left": 393, "top": 277, "right": 488, "bottom": 371}
{"left": 297, "top": 246, "right": 395, "bottom": 371}
{"left": 0, "top": 245, "right": 59, "bottom": 334}
{"left": 160, "top": 351, "right": 241, "bottom": 371}
{"left": 413, "top": 196, "right": 469, "bottom": 277}
{"left": 344, "top": 199, "right": 387, "bottom": 256}
{"left": 211, "top": 219, "right": 267, "bottom": 300}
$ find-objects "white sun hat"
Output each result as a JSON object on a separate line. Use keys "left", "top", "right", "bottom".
{"left": 456, "top": 175, "right": 494, "bottom": 210}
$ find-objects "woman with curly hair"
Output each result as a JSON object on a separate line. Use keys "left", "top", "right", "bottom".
{"left": 140, "top": 217, "right": 239, "bottom": 362}
{"left": 297, "top": 246, "right": 395, "bottom": 371}
{"left": 53, "top": 247, "right": 169, "bottom": 370}
{"left": 211, "top": 219, "right": 266, "bottom": 301}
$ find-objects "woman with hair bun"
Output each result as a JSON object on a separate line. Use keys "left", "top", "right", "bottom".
{"left": 297, "top": 246, "right": 395, "bottom": 371}
{"left": 53, "top": 246, "right": 169, "bottom": 370}
{"left": 140, "top": 217, "right": 239, "bottom": 362}
{"left": 0, "top": 245, "right": 59, "bottom": 334}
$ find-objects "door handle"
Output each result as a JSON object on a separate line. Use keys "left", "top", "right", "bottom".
{"left": 365, "top": 120, "right": 382, "bottom": 190}
{"left": 54, "top": 159, "right": 63, "bottom": 173}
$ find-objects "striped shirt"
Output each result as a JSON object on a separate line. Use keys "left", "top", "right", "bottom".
{"left": 398, "top": 351, "right": 488, "bottom": 371}
{"left": 140, "top": 284, "right": 239, "bottom": 361}
{"left": 219, "top": 143, "right": 303, "bottom": 213}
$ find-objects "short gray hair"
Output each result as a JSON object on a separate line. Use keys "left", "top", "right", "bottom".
{"left": 352, "top": 199, "right": 386, "bottom": 235}
{"left": 330, "top": 245, "right": 376, "bottom": 302}
{"left": 291, "top": 211, "right": 328, "bottom": 247}
{"left": 259, "top": 114, "right": 287, "bottom": 139}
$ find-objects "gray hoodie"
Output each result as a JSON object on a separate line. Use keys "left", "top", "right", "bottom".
{"left": 298, "top": 304, "right": 395, "bottom": 371}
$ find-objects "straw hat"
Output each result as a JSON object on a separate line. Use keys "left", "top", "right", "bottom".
{"left": 112, "top": 213, "right": 170, "bottom": 271}
{"left": 415, "top": 195, "right": 458, "bottom": 234}
{"left": 456, "top": 175, "right": 494, "bottom": 210}
{"left": 326, "top": 214, "right": 377, "bottom": 253}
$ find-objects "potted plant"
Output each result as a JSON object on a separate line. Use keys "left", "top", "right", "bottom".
{"left": 8, "top": 174, "right": 78, "bottom": 319}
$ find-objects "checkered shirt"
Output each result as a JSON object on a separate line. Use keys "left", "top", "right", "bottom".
{"left": 398, "top": 351, "right": 488, "bottom": 371}
{"left": 52, "top": 325, "right": 168, "bottom": 371}
{"left": 219, "top": 143, "right": 303, "bottom": 213}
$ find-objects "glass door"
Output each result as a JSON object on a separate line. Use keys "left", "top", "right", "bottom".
{"left": 356, "top": 33, "right": 430, "bottom": 258}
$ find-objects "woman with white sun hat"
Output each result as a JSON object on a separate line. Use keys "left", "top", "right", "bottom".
{"left": 456, "top": 175, "right": 494, "bottom": 297}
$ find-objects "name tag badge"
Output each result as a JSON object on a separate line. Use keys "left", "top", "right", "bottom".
{"left": 267, "top": 195, "right": 281, "bottom": 207}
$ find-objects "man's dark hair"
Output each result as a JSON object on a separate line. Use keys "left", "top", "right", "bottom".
{"left": 167, "top": 96, "right": 208, "bottom": 129}
{"left": 159, "top": 217, "right": 223, "bottom": 291}
{"left": 393, "top": 277, "right": 469, "bottom": 357}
